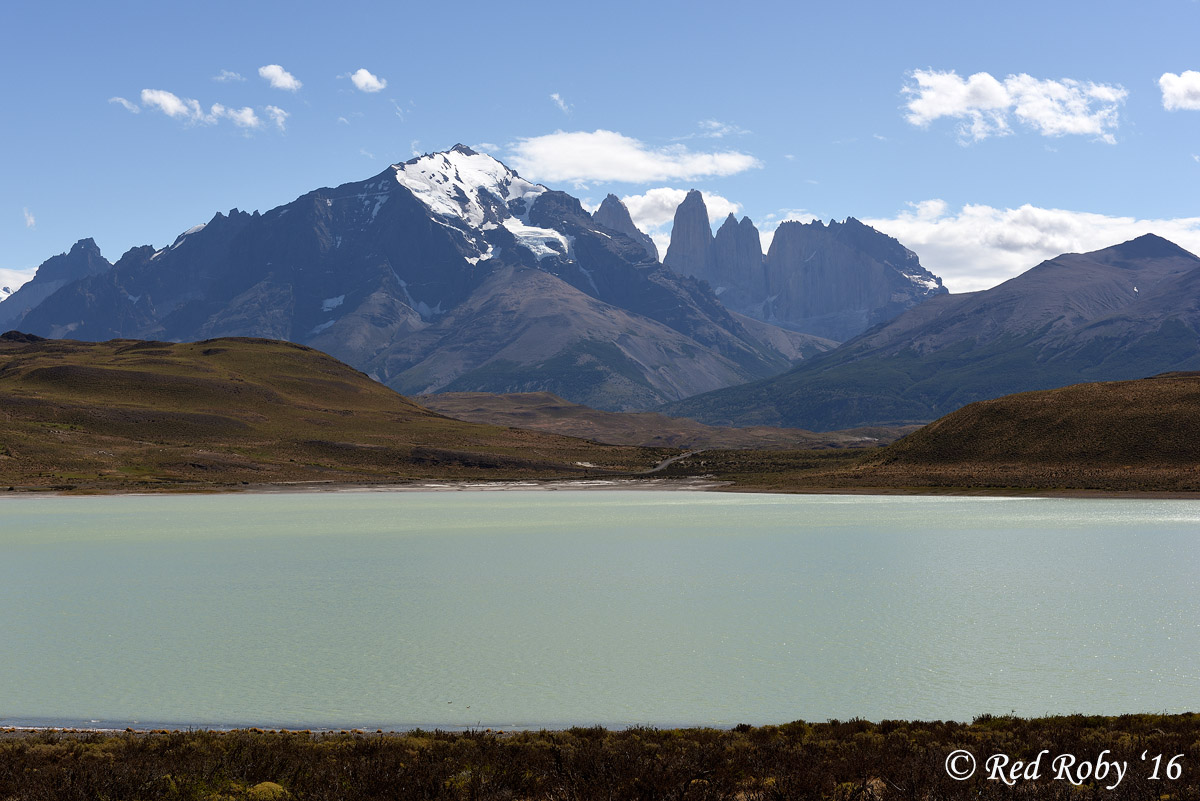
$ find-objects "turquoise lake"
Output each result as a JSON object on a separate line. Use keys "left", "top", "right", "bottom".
{"left": 1, "top": 491, "right": 1198, "bottom": 729}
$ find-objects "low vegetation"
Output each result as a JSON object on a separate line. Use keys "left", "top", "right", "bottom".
{"left": 3, "top": 715, "right": 1199, "bottom": 800}
{"left": 0, "top": 334, "right": 669, "bottom": 492}
{"left": 5, "top": 333, "right": 1200, "bottom": 495}
{"left": 656, "top": 372, "right": 1200, "bottom": 494}
{"left": 417, "top": 391, "right": 915, "bottom": 450}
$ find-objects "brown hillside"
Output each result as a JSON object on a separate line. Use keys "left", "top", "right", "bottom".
{"left": 416, "top": 391, "right": 914, "bottom": 450}
{"left": 874, "top": 372, "right": 1200, "bottom": 466}
{"left": 0, "top": 334, "right": 669, "bottom": 492}
{"left": 654, "top": 373, "right": 1200, "bottom": 494}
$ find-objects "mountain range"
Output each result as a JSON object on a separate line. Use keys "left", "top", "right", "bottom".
{"left": 9, "top": 144, "right": 1199, "bottom": 434}
{"left": 665, "top": 233, "right": 1200, "bottom": 430}
{"left": 1, "top": 146, "right": 940, "bottom": 412}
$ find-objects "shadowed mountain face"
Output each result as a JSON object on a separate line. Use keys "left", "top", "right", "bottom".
{"left": 662, "top": 234, "right": 1200, "bottom": 430}
{"left": 0, "top": 239, "right": 111, "bottom": 329}
{"left": 663, "top": 190, "right": 945, "bottom": 341}
{"left": 11, "top": 147, "right": 820, "bottom": 411}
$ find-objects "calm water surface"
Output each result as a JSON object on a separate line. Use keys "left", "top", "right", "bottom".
{"left": 1, "top": 491, "right": 1198, "bottom": 728}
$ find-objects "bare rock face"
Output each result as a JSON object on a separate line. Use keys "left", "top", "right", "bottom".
{"left": 763, "top": 218, "right": 945, "bottom": 341}
{"left": 712, "top": 214, "right": 767, "bottom": 312}
{"left": 662, "top": 191, "right": 945, "bottom": 342}
{"left": 663, "top": 190, "right": 715, "bottom": 285}
{"left": 592, "top": 194, "right": 658, "bottom": 261}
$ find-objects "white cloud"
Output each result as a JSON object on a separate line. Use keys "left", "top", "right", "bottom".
{"left": 862, "top": 200, "right": 1200, "bottom": 292}
{"left": 411, "top": 139, "right": 422, "bottom": 156}
{"left": 0, "top": 266, "right": 37, "bottom": 294}
{"left": 350, "top": 68, "right": 387, "bottom": 93}
{"left": 360, "top": 148, "right": 375, "bottom": 159}
{"left": 696, "top": 120, "right": 750, "bottom": 138}
{"left": 474, "top": 141, "right": 498, "bottom": 153}
{"left": 108, "top": 96, "right": 139, "bottom": 113}
{"left": 139, "top": 90, "right": 276, "bottom": 131}
{"left": 218, "top": 105, "right": 261, "bottom": 129}
{"left": 550, "top": 92, "right": 572, "bottom": 114}
{"left": 1160, "top": 70, "right": 1200, "bottom": 110}
{"left": 673, "top": 120, "right": 751, "bottom": 141}
{"left": 619, "top": 187, "right": 742, "bottom": 258}
{"left": 23, "top": 208, "right": 35, "bottom": 229}
{"left": 265, "top": 105, "right": 288, "bottom": 131}
{"left": 213, "top": 70, "right": 245, "bottom": 83}
{"left": 506, "top": 130, "right": 762, "bottom": 187}
{"left": 259, "top": 64, "right": 301, "bottom": 91}
{"left": 141, "top": 88, "right": 202, "bottom": 120}
{"left": 903, "top": 69, "right": 1127, "bottom": 144}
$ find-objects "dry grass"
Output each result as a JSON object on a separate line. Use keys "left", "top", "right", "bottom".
{"left": 658, "top": 373, "right": 1200, "bottom": 495}
{"left": 417, "top": 391, "right": 917, "bottom": 450}
{"left": 0, "top": 336, "right": 671, "bottom": 492}
{"left": 6, "top": 335, "right": 1200, "bottom": 496}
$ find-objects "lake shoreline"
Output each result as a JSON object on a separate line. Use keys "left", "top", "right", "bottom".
{"left": 6, "top": 476, "right": 1200, "bottom": 499}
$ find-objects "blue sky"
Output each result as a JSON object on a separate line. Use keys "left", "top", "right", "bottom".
{"left": 4, "top": 0, "right": 1200, "bottom": 293}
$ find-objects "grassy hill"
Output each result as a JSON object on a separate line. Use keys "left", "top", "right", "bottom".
{"left": 0, "top": 333, "right": 669, "bottom": 492}
{"left": 7, "top": 332, "right": 1198, "bottom": 495}
{"left": 855, "top": 371, "right": 1200, "bottom": 490}
{"left": 416, "top": 391, "right": 916, "bottom": 450}
{"left": 665, "top": 371, "right": 1200, "bottom": 493}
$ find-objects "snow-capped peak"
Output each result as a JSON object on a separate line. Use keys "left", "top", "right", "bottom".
{"left": 392, "top": 145, "right": 546, "bottom": 228}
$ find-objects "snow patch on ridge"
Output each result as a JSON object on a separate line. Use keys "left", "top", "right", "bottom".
{"left": 502, "top": 219, "right": 573, "bottom": 261}
{"left": 902, "top": 273, "right": 940, "bottom": 292}
{"left": 169, "top": 222, "right": 207, "bottom": 251}
{"left": 310, "top": 319, "right": 337, "bottom": 336}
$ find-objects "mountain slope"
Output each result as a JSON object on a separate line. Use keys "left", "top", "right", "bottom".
{"left": 663, "top": 234, "right": 1200, "bottom": 430}
{"left": 15, "top": 146, "right": 801, "bottom": 411}
{"left": 0, "top": 333, "right": 666, "bottom": 491}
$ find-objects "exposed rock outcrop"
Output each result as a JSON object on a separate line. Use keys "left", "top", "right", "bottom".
{"left": 592, "top": 194, "right": 658, "bottom": 261}
{"left": 662, "top": 192, "right": 945, "bottom": 341}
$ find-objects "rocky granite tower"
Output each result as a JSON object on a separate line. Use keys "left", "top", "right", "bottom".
{"left": 712, "top": 213, "right": 768, "bottom": 311}
{"left": 663, "top": 191, "right": 945, "bottom": 341}
{"left": 663, "top": 190, "right": 716, "bottom": 285}
{"left": 591, "top": 194, "right": 658, "bottom": 261}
